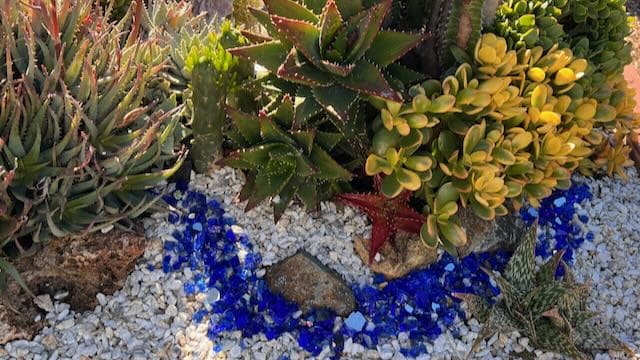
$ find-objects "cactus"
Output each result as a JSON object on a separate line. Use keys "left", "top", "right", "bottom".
{"left": 184, "top": 23, "right": 249, "bottom": 173}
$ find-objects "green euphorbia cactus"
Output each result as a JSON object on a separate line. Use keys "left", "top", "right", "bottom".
{"left": 229, "top": 0, "right": 428, "bottom": 121}
{"left": 219, "top": 95, "right": 352, "bottom": 221}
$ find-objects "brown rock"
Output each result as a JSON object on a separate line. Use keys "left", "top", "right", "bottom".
{"left": 265, "top": 251, "right": 356, "bottom": 317}
{"left": 456, "top": 207, "right": 528, "bottom": 257}
{"left": 0, "top": 229, "right": 146, "bottom": 344}
{"left": 354, "top": 231, "right": 438, "bottom": 280}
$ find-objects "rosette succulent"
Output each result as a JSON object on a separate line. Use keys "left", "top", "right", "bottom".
{"left": 229, "top": 0, "right": 428, "bottom": 121}
{"left": 454, "top": 222, "right": 633, "bottom": 359}
{"left": 0, "top": 0, "right": 184, "bottom": 253}
{"left": 219, "top": 96, "right": 352, "bottom": 221}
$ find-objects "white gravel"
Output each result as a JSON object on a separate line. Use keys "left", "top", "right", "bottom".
{"left": 2, "top": 167, "right": 639, "bottom": 359}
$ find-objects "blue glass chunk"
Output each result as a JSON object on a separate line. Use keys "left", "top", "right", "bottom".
{"left": 444, "top": 263, "right": 455, "bottom": 272}
{"left": 344, "top": 312, "right": 366, "bottom": 332}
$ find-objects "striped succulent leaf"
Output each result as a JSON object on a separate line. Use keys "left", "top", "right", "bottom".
{"left": 454, "top": 221, "right": 632, "bottom": 359}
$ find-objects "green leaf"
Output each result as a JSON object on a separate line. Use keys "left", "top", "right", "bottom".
{"left": 291, "top": 130, "right": 316, "bottom": 154}
{"left": 338, "top": 60, "right": 401, "bottom": 102}
{"left": 271, "top": 16, "right": 323, "bottom": 68}
{"left": 365, "top": 31, "right": 427, "bottom": 67}
{"left": 239, "top": 171, "right": 257, "bottom": 202}
{"left": 311, "top": 85, "right": 358, "bottom": 121}
{"left": 248, "top": 8, "right": 281, "bottom": 38}
{"left": 277, "top": 49, "right": 335, "bottom": 87}
{"left": 386, "top": 63, "right": 428, "bottom": 85}
{"left": 297, "top": 180, "right": 318, "bottom": 209}
{"left": 294, "top": 86, "right": 323, "bottom": 125}
{"left": 0, "top": 257, "right": 34, "bottom": 298}
{"left": 504, "top": 221, "right": 537, "bottom": 292}
{"left": 245, "top": 156, "right": 296, "bottom": 211}
{"left": 227, "top": 107, "right": 262, "bottom": 145}
{"left": 260, "top": 117, "right": 296, "bottom": 145}
{"left": 381, "top": 174, "right": 403, "bottom": 198}
{"left": 218, "top": 144, "right": 282, "bottom": 169}
{"left": 272, "top": 178, "right": 300, "bottom": 222}
{"left": 229, "top": 41, "right": 288, "bottom": 73}
{"left": 420, "top": 215, "right": 439, "bottom": 248}
{"left": 315, "top": 131, "right": 343, "bottom": 151}
{"left": 345, "top": 0, "right": 390, "bottom": 63}
{"left": 309, "top": 145, "right": 351, "bottom": 180}
{"left": 263, "top": 0, "right": 320, "bottom": 23}
{"left": 335, "top": 0, "right": 363, "bottom": 19}
{"left": 319, "top": 0, "right": 343, "bottom": 56}
{"left": 439, "top": 220, "right": 467, "bottom": 246}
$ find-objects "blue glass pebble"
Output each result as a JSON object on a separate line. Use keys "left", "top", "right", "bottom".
{"left": 444, "top": 263, "right": 455, "bottom": 272}
{"left": 553, "top": 196, "right": 567, "bottom": 207}
{"left": 345, "top": 312, "right": 367, "bottom": 332}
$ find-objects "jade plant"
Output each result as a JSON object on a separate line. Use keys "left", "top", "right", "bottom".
{"left": 229, "top": 0, "right": 428, "bottom": 121}
{"left": 454, "top": 222, "right": 632, "bottom": 359}
{"left": 0, "top": 0, "right": 184, "bottom": 283}
{"left": 362, "top": 32, "right": 638, "bottom": 254}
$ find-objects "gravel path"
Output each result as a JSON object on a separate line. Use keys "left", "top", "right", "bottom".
{"left": 2, "top": 166, "right": 639, "bottom": 359}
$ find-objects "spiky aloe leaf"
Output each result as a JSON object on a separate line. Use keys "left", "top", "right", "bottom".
{"left": 311, "top": 85, "right": 358, "bottom": 121}
{"left": 338, "top": 60, "right": 401, "bottom": 102}
{"left": 271, "top": 15, "right": 323, "bottom": 68}
{"left": 366, "top": 31, "right": 430, "bottom": 68}
{"left": 263, "top": 0, "right": 320, "bottom": 23}
{"left": 229, "top": 41, "right": 289, "bottom": 72}
{"left": 536, "top": 249, "right": 566, "bottom": 285}
{"left": 277, "top": 49, "right": 335, "bottom": 87}
{"left": 344, "top": 0, "right": 391, "bottom": 64}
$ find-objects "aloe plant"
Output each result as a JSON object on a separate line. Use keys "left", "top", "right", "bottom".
{"left": 0, "top": 0, "right": 185, "bottom": 253}
{"left": 219, "top": 96, "right": 352, "bottom": 221}
{"left": 229, "top": 0, "right": 428, "bottom": 122}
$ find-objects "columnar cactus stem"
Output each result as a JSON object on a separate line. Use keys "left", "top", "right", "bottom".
{"left": 191, "top": 63, "right": 226, "bottom": 173}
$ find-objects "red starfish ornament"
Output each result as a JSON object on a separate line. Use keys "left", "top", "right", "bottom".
{"left": 336, "top": 176, "right": 425, "bottom": 263}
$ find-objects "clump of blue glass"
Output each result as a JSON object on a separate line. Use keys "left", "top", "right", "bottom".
{"left": 156, "top": 179, "right": 593, "bottom": 358}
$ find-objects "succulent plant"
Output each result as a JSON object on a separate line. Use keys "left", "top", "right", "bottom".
{"left": 361, "top": 32, "right": 631, "bottom": 254}
{"left": 491, "top": 0, "right": 569, "bottom": 51}
{"left": 0, "top": 0, "right": 184, "bottom": 252}
{"left": 437, "top": 0, "right": 486, "bottom": 68}
{"left": 219, "top": 95, "right": 352, "bottom": 221}
{"left": 102, "top": 0, "right": 134, "bottom": 21}
{"left": 336, "top": 176, "right": 425, "bottom": 263}
{"left": 184, "top": 21, "right": 251, "bottom": 173}
{"left": 229, "top": 0, "right": 428, "bottom": 121}
{"left": 453, "top": 222, "right": 633, "bottom": 359}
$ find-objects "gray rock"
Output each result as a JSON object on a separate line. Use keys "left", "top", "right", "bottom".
{"left": 265, "top": 251, "right": 356, "bottom": 316}
{"left": 456, "top": 207, "right": 529, "bottom": 257}
{"left": 354, "top": 231, "right": 438, "bottom": 280}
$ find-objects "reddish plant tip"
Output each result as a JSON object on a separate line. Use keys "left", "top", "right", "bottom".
{"left": 336, "top": 179, "right": 425, "bottom": 264}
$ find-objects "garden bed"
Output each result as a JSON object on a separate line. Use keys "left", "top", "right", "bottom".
{"left": 2, "top": 167, "right": 638, "bottom": 359}
{"left": 2, "top": 0, "right": 640, "bottom": 359}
